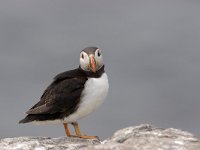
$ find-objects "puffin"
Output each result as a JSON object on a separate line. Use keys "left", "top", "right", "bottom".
{"left": 19, "top": 47, "right": 109, "bottom": 139}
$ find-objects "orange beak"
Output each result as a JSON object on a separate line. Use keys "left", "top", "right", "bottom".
{"left": 89, "top": 54, "right": 96, "bottom": 73}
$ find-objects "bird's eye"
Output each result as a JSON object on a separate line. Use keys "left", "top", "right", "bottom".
{"left": 81, "top": 53, "right": 84, "bottom": 59}
{"left": 97, "top": 51, "right": 101, "bottom": 57}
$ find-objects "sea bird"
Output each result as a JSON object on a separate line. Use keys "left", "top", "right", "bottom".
{"left": 19, "top": 47, "right": 109, "bottom": 139}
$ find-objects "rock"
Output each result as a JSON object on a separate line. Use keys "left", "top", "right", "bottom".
{"left": 0, "top": 136, "right": 100, "bottom": 150}
{"left": 85, "top": 124, "right": 200, "bottom": 150}
{"left": 1, "top": 124, "right": 200, "bottom": 150}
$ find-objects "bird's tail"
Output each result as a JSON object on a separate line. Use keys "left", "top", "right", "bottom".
{"left": 19, "top": 115, "right": 34, "bottom": 124}
{"left": 19, "top": 113, "right": 62, "bottom": 124}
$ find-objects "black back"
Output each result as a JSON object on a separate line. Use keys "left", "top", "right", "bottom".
{"left": 19, "top": 66, "right": 105, "bottom": 123}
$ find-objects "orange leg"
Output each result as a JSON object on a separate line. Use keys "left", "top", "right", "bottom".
{"left": 72, "top": 122, "right": 98, "bottom": 139}
{"left": 63, "top": 123, "right": 71, "bottom": 137}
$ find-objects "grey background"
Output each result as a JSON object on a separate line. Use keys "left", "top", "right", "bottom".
{"left": 0, "top": 0, "right": 200, "bottom": 139}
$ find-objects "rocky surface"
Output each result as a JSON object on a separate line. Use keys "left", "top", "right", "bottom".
{"left": 0, "top": 136, "right": 100, "bottom": 150}
{"left": 1, "top": 124, "right": 200, "bottom": 150}
{"left": 85, "top": 124, "right": 200, "bottom": 150}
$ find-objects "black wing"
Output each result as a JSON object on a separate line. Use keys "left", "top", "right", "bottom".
{"left": 26, "top": 70, "right": 87, "bottom": 115}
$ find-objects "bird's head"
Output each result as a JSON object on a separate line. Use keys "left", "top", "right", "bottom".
{"left": 80, "top": 47, "right": 103, "bottom": 73}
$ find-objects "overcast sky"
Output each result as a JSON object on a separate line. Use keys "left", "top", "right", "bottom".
{"left": 0, "top": 0, "right": 200, "bottom": 140}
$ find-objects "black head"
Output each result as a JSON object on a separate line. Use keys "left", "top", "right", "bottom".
{"left": 80, "top": 47, "right": 103, "bottom": 73}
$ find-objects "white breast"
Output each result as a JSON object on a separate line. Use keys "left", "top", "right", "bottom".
{"left": 64, "top": 73, "right": 109, "bottom": 123}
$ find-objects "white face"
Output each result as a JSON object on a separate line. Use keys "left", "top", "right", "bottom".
{"left": 80, "top": 49, "right": 103, "bottom": 72}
